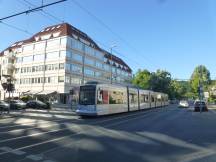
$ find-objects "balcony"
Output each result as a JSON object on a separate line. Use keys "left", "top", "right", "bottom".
{"left": 2, "top": 63, "right": 15, "bottom": 70}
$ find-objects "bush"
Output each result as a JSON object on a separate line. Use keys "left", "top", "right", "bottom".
{"left": 20, "top": 96, "right": 33, "bottom": 103}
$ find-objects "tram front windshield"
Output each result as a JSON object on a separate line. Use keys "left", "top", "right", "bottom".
{"left": 79, "top": 85, "right": 96, "bottom": 105}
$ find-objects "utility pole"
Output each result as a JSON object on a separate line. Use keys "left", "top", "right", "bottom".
{"left": 199, "top": 66, "right": 203, "bottom": 113}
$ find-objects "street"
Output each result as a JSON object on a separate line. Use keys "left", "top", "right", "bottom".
{"left": 0, "top": 105, "right": 216, "bottom": 162}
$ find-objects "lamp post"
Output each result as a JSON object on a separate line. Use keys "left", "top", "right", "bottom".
{"left": 110, "top": 44, "right": 117, "bottom": 84}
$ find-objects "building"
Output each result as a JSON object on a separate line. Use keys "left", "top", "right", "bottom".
{"left": 0, "top": 23, "right": 132, "bottom": 104}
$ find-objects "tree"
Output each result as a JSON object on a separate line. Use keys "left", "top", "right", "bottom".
{"left": 169, "top": 80, "right": 191, "bottom": 99}
{"left": 150, "top": 70, "right": 172, "bottom": 94}
{"left": 132, "top": 69, "right": 151, "bottom": 89}
{"left": 190, "top": 65, "right": 211, "bottom": 96}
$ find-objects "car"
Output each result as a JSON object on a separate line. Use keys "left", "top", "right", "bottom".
{"left": 7, "top": 100, "right": 27, "bottom": 110}
{"left": 178, "top": 100, "right": 189, "bottom": 108}
{"left": 194, "top": 100, "right": 208, "bottom": 112}
{"left": 0, "top": 101, "right": 10, "bottom": 114}
{"left": 26, "top": 100, "right": 50, "bottom": 109}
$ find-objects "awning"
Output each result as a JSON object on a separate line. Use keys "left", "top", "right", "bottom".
{"left": 36, "top": 90, "right": 57, "bottom": 95}
{"left": 20, "top": 90, "right": 44, "bottom": 96}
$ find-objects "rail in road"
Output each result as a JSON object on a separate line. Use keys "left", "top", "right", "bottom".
{"left": 0, "top": 105, "right": 216, "bottom": 162}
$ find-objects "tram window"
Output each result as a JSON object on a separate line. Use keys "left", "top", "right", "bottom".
{"left": 79, "top": 86, "right": 96, "bottom": 105}
{"left": 140, "top": 94, "right": 145, "bottom": 103}
{"left": 144, "top": 95, "right": 149, "bottom": 102}
{"left": 109, "top": 91, "right": 124, "bottom": 104}
{"left": 97, "top": 90, "right": 109, "bottom": 104}
{"left": 151, "top": 96, "right": 155, "bottom": 102}
{"left": 129, "top": 93, "right": 138, "bottom": 104}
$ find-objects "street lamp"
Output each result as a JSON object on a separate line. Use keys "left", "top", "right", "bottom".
{"left": 110, "top": 44, "right": 117, "bottom": 84}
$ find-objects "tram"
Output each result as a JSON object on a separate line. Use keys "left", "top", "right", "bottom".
{"left": 76, "top": 82, "right": 169, "bottom": 116}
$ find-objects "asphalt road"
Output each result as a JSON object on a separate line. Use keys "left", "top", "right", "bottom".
{"left": 0, "top": 105, "right": 216, "bottom": 162}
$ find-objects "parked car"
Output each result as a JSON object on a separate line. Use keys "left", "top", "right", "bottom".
{"left": 7, "top": 100, "right": 26, "bottom": 110}
{"left": 178, "top": 100, "right": 189, "bottom": 108}
{"left": 194, "top": 100, "right": 208, "bottom": 112}
{"left": 27, "top": 100, "right": 50, "bottom": 109}
{"left": 0, "top": 101, "right": 10, "bottom": 113}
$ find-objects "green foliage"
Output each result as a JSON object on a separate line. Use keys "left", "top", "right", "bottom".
{"left": 20, "top": 95, "right": 33, "bottom": 102}
{"left": 150, "top": 70, "right": 171, "bottom": 94}
{"left": 132, "top": 65, "right": 212, "bottom": 100}
{"left": 190, "top": 65, "right": 211, "bottom": 95}
{"left": 132, "top": 69, "right": 172, "bottom": 96}
{"left": 132, "top": 69, "right": 151, "bottom": 89}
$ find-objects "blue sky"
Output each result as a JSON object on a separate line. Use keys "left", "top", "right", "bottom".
{"left": 1, "top": 0, "right": 216, "bottom": 79}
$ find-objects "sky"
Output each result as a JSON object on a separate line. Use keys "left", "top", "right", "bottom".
{"left": 1, "top": 0, "right": 216, "bottom": 80}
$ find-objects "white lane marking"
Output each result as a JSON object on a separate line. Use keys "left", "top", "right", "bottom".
{"left": 43, "top": 160, "right": 55, "bottom": 162}
{"left": 12, "top": 150, "right": 26, "bottom": 155}
{"left": 0, "top": 119, "right": 75, "bottom": 134}
{"left": 0, "top": 118, "right": 71, "bottom": 129}
{"left": 0, "top": 147, "right": 26, "bottom": 155}
{"left": 29, "top": 108, "right": 169, "bottom": 155}
{"left": 0, "top": 107, "right": 164, "bottom": 144}
{"left": 0, "top": 146, "right": 12, "bottom": 152}
{"left": 0, "top": 108, "right": 159, "bottom": 143}
{"left": 0, "top": 107, "right": 170, "bottom": 156}
{"left": 26, "top": 154, "right": 43, "bottom": 161}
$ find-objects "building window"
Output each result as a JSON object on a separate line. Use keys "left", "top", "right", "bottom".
{"left": 35, "top": 42, "right": 45, "bottom": 50}
{"left": 71, "top": 77, "right": 81, "bottom": 84}
{"left": 65, "top": 76, "right": 70, "bottom": 83}
{"left": 85, "top": 45, "right": 95, "bottom": 56}
{"left": 72, "top": 53, "right": 83, "bottom": 62}
{"left": 84, "top": 68, "right": 94, "bottom": 76}
{"left": 95, "top": 61, "right": 103, "bottom": 69}
{"left": 71, "top": 38, "right": 84, "bottom": 51}
{"left": 71, "top": 64, "right": 82, "bottom": 74}
{"left": 104, "top": 64, "right": 110, "bottom": 71}
{"left": 23, "top": 56, "right": 33, "bottom": 62}
{"left": 15, "top": 68, "right": 20, "bottom": 74}
{"left": 59, "top": 63, "right": 64, "bottom": 70}
{"left": 60, "top": 50, "right": 72, "bottom": 58}
{"left": 58, "top": 76, "right": 64, "bottom": 82}
{"left": 16, "top": 57, "right": 23, "bottom": 63}
{"left": 95, "top": 50, "right": 104, "bottom": 60}
{"left": 95, "top": 71, "right": 102, "bottom": 78}
{"left": 60, "top": 37, "right": 67, "bottom": 45}
{"left": 65, "top": 63, "right": 71, "bottom": 71}
{"left": 47, "top": 39, "right": 59, "bottom": 47}
{"left": 34, "top": 54, "right": 44, "bottom": 62}
{"left": 46, "top": 51, "right": 59, "bottom": 60}
{"left": 85, "top": 58, "right": 95, "bottom": 66}
{"left": 23, "top": 44, "right": 33, "bottom": 52}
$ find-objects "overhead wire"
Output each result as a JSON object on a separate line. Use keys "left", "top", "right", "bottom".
{"left": 0, "top": 21, "right": 33, "bottom": 35}
{"left": 4, "top": 0, "right": 153, "bottom": 72}
{"left": 17, "top": 0, "right": 63, "bottom": 23}
{"left": 69, "top": 0, "right": 158, "bottom": 68}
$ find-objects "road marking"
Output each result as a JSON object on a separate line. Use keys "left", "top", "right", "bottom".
{"left": 0, "top": 118, "right": 69, "bottom": 129}
{"left": 0, "top": 147, "right": 12, "bottom": 152}
{"left": 0, "top": 119, "right": 77, "bottom": 134}
{"left": 31, "top": 108, "right": 172, "bottom": 155}
{"left": 0, "top": 107, "right": 170, "bottom": 156}
{"left": 26, "top": 154, "right": 43, "bottom": 161}
{"left": 43, "top": 160, "right": 55, "bottom": 162}
{"left": 0, "top": 147, "right": 26, "bottom": 155}
{"left": 12, "top": 150, "right": 26, "bottom": 155}
{"left": 0, "top": 108, "right": 161, "bottom": 144}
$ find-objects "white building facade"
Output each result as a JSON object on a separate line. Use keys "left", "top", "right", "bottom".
{"left": 0, "top": 23, "right": 132, "bottom": 103}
